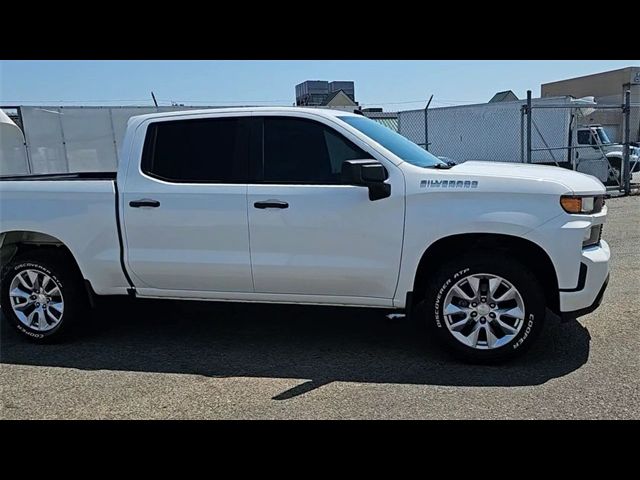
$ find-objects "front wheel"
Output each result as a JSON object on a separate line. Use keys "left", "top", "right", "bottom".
{"left": 1, "top": 250, "right": 87, "bottom": 342}
{"left": 605, "top": 157, "right": 621, "bottom": 187}
{"left": 424, "top": 254, "right": 545, "bottom": 363}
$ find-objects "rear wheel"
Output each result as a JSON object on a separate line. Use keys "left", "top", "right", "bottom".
{"left": 1, "top": 250, "right": 87, "bottom": 342}
{"left": 424, "top": 254, "right": 545, "bottom": 363}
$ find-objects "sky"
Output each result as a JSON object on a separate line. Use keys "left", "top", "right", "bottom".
{"left": 1, "top": 60, "right": 638, "bottom": 111}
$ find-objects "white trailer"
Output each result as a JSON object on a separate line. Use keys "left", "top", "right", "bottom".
{"left": 0, "top": 106, "right": 218, "bottom": 176}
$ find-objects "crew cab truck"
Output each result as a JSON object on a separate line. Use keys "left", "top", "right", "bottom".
{"left": 0, "top": 107, "right": 610, "bottom": 362}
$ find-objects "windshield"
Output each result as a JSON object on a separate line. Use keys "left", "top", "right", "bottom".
{"left": 339, "top": 116, "right": 446, "bottom": 168}
{"left": 595, "top": 128, "right": 612, "bottom": 145}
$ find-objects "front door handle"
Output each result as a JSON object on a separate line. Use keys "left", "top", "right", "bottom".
{"left": 129, "top": 199, "right": 160, "bottom": 208}
{"left": 254, "top": 200, "right": 289, "bottom": 209}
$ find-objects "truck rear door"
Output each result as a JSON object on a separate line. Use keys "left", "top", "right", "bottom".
{"left": 121, "top": 115, "right": 253, "bottom": 294}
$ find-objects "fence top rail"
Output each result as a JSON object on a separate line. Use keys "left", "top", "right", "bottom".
{"left": 530, "top": 104, "right": 625, "bottom": 109}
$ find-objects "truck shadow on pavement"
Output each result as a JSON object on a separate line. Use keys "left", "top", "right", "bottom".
{"left": 0, "top": 298, "right": 591, "bottom": 400}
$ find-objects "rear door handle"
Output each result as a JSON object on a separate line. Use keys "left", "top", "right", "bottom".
{"left": 129, "top": 199, "right": 160, "bottom": 208}
{"left": 254, "top": 200, "right": 289, "bottom": 209}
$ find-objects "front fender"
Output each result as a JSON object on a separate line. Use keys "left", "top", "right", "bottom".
{"left": 393, "top": 190, "right": 563, "bottom": 307}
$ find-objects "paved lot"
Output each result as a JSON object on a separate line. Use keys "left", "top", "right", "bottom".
{"left": 1, "top": 194, "right": 639, "bottom": 419}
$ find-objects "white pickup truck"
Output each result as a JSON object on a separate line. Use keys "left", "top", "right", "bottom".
{"left": 0, "top": 107, "right": 610, "bottom": 362}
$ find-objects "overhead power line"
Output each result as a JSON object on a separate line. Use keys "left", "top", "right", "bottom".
{"left": 2, "top": 96, "right": 484, "bottom": 107}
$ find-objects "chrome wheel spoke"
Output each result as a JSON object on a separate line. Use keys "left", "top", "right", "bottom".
{"left": 46, "top": 286, "right": 61, "bottom": 297}
{"left": 466, "top": 276, "right": 481, "bottom": 297}
{"left": 485, "top": 325, "right": 499, "bottom": 348}
{"left": 10, "top": 287, "right": 31, "bottom": 300}
{"left": 495, "top": 318, "right": 518, "bottom": 335}
{"left": 466, "top": 322, "right": 482, "bottom": 347}
{"left": 488, "top": 278, "right": 502, "bottom": 299}
{"left": 499, "top": 306, "right": 525, "bottom": 321}
{"left": 452, "top": 285, "right": 474, "bottom": 301}
{"left": 27, "top": 309, "right": 40, "bottom": 327}
{"left": 449, "top": 317, "right": 470, "bottom": 331}
{"left": 13, "top": 301, "right": 34, "bottom": 312}
{"left": 16, "top": 272, "right": 33, "bottom": 290}
{"left": 27, "top": 270, "right": 40, "bottom": 290}
{"left": 495, "top": 286, "right": 518, "bottom": 302}
{"left": 444, "top": 303, "right": 469, "bottom": 316}
{"left": 37, "top": 309, "right": 49, "bottom": 329}
{"left": 44, "top": 308, "right": 60, "bottom": 325}
{"left": 10, "top": 287, "right": 33, "bottom": 309}
{"left": 48, "top": 302, "right": 63, "bottom": 315}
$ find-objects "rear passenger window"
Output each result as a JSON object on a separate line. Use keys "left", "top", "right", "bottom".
{"left": 263, "top": 117, "right": 369, "bottom": 184}
{"left": 141, "top": 117, "right": 247, "bottom": 183}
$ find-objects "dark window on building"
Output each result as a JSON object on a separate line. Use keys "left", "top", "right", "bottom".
{"left": 262, "top": 117, "right": 369, "bottom": 184}
{"left": 141, "top": 117, "right": 247, "bottom": 183}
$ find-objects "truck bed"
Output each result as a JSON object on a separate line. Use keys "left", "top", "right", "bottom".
{"left": 0, "top": 177, "right": 130, "bottom": 295}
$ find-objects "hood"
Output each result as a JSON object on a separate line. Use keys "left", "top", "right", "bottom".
{"left": 449, "top": 161, "right": 605, "bottom": 195}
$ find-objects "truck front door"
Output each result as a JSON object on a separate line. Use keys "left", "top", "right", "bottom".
{"left": 246, "top": 115, "right": 405, "bottom": 303}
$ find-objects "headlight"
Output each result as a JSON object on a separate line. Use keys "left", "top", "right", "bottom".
{"left": 560, "top": 195, "right": 605, "bottom": 214}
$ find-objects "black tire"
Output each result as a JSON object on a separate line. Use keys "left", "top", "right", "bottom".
{"left": 424, "top": 254, "right": 545, "bottom": 363}
{"left": 604, "top": 157, "right": 621, "bottom": 187}
{"left": 1, "top": 249, "right": 87, "bottom": 343}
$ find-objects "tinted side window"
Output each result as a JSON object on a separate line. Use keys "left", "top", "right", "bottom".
{"left": 263, "top": 117, "right": 369, "bottom": 184}
{"left": 141, "top": 117, "right": 247, "bottom": 183}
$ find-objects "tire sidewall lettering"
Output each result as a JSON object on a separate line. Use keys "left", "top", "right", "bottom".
{"left": 15, "top": 323, "right": 45, "bottom": 339}
{"left": 12, "top": 263, "right": 64, "bottom": 290}
{"left": 434, "top": 268, "right": 470, "bottom": 329}
{"left": 512, "top": 314, "right": 535, "bottom": 350}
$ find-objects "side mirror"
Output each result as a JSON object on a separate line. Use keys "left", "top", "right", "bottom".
{"left": 341, "top": 159, "right": 391, "bottom": 201}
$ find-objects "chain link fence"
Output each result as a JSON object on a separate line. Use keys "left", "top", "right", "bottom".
{"left": 397, "top": 92, "right": 639, "bottom": 194}
{"left": 3, "top": 99, "right": 639, "bottom": 194}
{"left": 399, "top": 101, "right": 526, "bottom": 163}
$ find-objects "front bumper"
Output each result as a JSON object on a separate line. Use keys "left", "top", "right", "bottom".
{"left": 561, "top": 274, "right": 609, "bottom": 320}
{"left": 559, "top": 239, "right": 610, "bottom": 318}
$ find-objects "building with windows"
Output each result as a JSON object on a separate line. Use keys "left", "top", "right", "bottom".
{"left": 541, "top": 66, "right": 640, "bottom": 142}
{"left": 295, "top": 80, "right": 357, "bottom": 107}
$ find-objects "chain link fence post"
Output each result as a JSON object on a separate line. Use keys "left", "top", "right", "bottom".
{"left": 526, "top": 90, "right": 532, "bottom": 164}
{"left": 623, "top": 90, "right": 631, "bottom": 195}
{"left": 424, "top": 94, "right": 433, "bottom": 151}
{"left": 520, "top": 104, "right": 525, "bottom": 163}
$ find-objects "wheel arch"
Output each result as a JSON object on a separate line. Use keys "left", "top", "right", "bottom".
{"left": 1, "top": 230, "right": 86, "bottom": 282}
{"left": 412, "top": 233, "right": 560, "bottom": 313}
